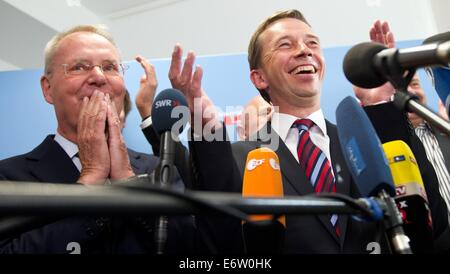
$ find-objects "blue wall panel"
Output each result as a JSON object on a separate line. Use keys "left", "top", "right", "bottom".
{"left": 0, "top": 40, "right": 438, "bottom": 159}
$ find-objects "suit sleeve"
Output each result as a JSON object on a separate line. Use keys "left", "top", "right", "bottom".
{"left": 141, "top": 123, "right": 161, "bottom": 156}
{"left": 188, "top": 125, "right": 244, "bottom": 254}
{"left": 0, "top": 215, "right": 111, "bottom": 254}
{"left": 364, "top": 102, "right": 450, "bottom": 252}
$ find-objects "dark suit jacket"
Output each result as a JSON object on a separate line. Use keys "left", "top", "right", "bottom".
{"left": 0, "top": 135, "right": 194, "bottom": 254}
{"left": 190, "top": 121, "right": 384, "bottom": 253}
{"left": 189, "top": 103, "right": 450, "bottom": 253}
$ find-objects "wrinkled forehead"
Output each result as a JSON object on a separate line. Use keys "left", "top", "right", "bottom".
{"left": 260, "top": 18, "right": 318, "bottom": 45}
{"left": 55, "top": 32, "right": 121, "bottom": 63}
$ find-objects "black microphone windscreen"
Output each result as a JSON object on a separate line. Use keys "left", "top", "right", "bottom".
{"left": 336, "top": 96, "right": 395, "bottom": 197}
{"left": 423, "top": 31, "right": 450, "bottom": 45}
{"left": 243, "top": 221, "right": 285, "bottom": 254}
{"left": 343, "top": 42, "right": 388, "bottom": 88}
{"left": 151, "top": 88, "right": 189, "bottom": 135}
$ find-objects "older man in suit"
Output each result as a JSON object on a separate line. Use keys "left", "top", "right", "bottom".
{"left": 406, "top": 75, "right": 450, "bottom": 214}
{"left": 0, "top": 25, "right": 194, "bottom": 254}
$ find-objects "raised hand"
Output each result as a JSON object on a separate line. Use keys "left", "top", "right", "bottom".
{"left": 370, "top": 20, "right": 395, "bottom": 48}
{"left": 353, "top": 20, "right": 396, "bottom": 105}
{"left": 168, "top": 44, "right": 221, "bottom": 133}
{"left": 135, "top": 55, "right": 158, "bottom": 119}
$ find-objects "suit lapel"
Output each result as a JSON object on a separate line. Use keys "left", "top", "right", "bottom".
{"left": 26, "top": 135, "right": 80, "bottom": 184}
{"left": 327, "top": 121, "right": 351, "bottom": 246}
{"left": 276, "top": 138, "right": 316, "bottom": 196}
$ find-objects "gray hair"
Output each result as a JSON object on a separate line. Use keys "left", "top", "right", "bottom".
{"left": 43, "top": 24, "right": 119, "bottom": 75}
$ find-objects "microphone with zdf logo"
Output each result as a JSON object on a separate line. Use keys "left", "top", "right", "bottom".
{"left": 242, "top": 147, "right": 285, "bottom": 254}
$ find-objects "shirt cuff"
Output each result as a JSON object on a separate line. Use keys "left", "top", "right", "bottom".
{"left": 140, "top": 116, "right": 152, "bottom": 129}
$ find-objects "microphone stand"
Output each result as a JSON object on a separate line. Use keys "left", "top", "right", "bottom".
{"left": 154, "top": 131, "right": 176, "bottom": 254}
{"left": 0, "top": 182, "right": 373, "bottom": 240}
{"left": 377, "top": 190, "right": 413, "bottom": 254}
{"left": 376, "top": 54, "right": 450, "bottom": 136}
{"left": 393, "top": 91, "right": 450, "bottom": 136}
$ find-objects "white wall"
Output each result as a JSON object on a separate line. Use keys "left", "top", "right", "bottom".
{"left": 0, "top": 59, "right": 18, "bottom": 71}
{"left": 109, "top": 0, "right": 439, "bottom": 62}
{"left": 430, "top": 0, "right": 450, "bottom": 33}
{"left": 1, "top": 0, "right": 449, "bottom": 71}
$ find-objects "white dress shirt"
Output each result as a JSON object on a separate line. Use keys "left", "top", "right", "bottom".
{"left": 270, "top": 109, "right": 332, "bottom": 164}
{"left": 54, "top": 132, "right": 81, "bottom": 172}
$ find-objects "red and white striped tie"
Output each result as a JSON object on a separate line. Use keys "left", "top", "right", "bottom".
{"left": 293, "top": 119, "right": 340, "bottom": 237}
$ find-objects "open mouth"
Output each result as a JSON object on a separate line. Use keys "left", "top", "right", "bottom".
{"left": 290, "top": 65, "right": 317, "bottom": 75}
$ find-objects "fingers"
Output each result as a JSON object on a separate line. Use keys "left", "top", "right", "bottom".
{"left": 135, "top": 55, "right": 158, "bottom": 119}
{"left": 92, "top": 91, "right": 107, "bottom": 131}
{"left": 78, "top": 96, "right": 89, "bottom": 131}
{"left": 369, "top": 27, "right": 377, "bottom": 42}
{"left": 381, "top": 21, "right": 396, "bottom": 48}
{"left": 381, "top": 21, "right": 390, "bottom": 35}
{"left": 370, "top": 20, "right": 395, "bottom": 48}
{"left": 385, "top": 31, "right": 395, "bottom": 48}
{"left": 369, "top": 20, "right": 383, "bottom": 43}
{"left": 106, "top": 98, "right": 122, "bottom": 139}
{"left": 136, "top": 55, "right": 157, "bottom": 86}
{"left": 106, "top": 99, "right": 134, "bottom": 181}
{"left": 180, "top": 51, "right": 195, "bottom": 88}
{"left": 79, "top": 90, "right": 108, "bottom": 135}
{"left": 169, "top": 44, "right": 183, "bottom": 85}
{"left": 168, "top": 44, "right": 198, "bottom": 94}
{"left": 136, "top": 55, "right": 149, "bottom": 82}
{"left": 375, "top": 20, "right": 385, "bottom": 44}
{"left": 190, "top": 65, "right": 203, "bottom": 98}
{"left": 77, "top": 91, "right": 110, "bottom": 184}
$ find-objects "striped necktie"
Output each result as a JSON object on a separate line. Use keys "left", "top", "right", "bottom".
{"left": 292, "top": 119, "right": 340, "bottom": 236}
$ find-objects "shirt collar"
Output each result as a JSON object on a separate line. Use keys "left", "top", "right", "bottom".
{"left": 271, "top": 109, "right": 327, "bottom": 142}
{"left": 54, "top": 132, "right": 79, "bottom": 159}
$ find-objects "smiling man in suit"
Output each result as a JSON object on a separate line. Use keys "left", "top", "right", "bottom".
{"left": 167, "top": 10, "right": 450, "bottom": 253}
{"left": 0, "top": 25, "right": 194, "bottom": 254}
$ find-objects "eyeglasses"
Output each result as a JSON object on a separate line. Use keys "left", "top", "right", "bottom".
{"left": 61, "top": 61, "right": 129, "bottom": 76}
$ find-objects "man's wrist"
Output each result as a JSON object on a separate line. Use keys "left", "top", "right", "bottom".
{"left": 77, "top": 173, "right": 107, "bottom": 185}
{"left": 110, "top": 170, "right": 135, "bottom": 182}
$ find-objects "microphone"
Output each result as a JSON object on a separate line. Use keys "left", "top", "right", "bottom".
{"left": 242, "top": 147, "right": 285, "bottom": 254}
{"left": 343, "top": 41, "right": 450, "bottom": 88}
{"left": 336, "top": 96, "right": 412, "bottom": 254}
{"left": 150, "top": 88, "right": 189, "bottom": 254}
{"left": 151, "top": 88, "right": 189, "bottom": 186}
{"left": 423, "top": 32, "right": 450, "bottom": 117}
{"left": 382, "top": 140, "right": 434, "bottom": 253}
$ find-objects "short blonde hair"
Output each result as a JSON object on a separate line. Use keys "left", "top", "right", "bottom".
{"left": 44, "top": 24, "right": 118, "bottom": 75}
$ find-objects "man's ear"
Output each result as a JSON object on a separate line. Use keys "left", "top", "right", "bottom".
{"left": 250, "top": 69, "right": 269, "bottom": 91}
{"left": 40, "top": 75, "right": 53, "bottom": 104}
